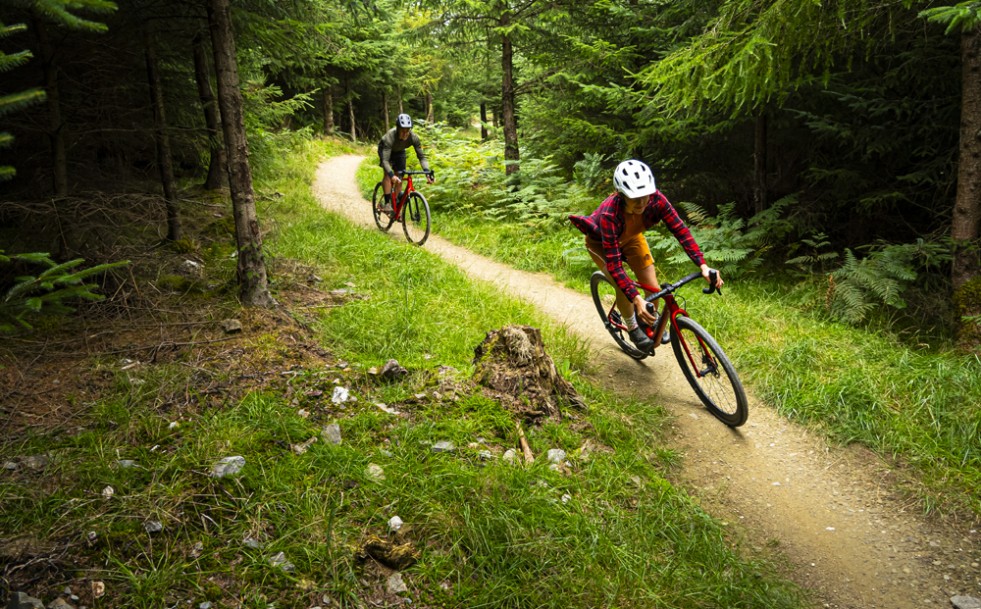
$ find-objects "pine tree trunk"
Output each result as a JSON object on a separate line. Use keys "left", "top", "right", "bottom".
{"left": 34, "top": 17, "right": 67, "bottom": 196}
{"left": 501, "top": 22, "right": 519, "bottom": 176}
{"left": 753, "top": 111, "right": 768, "bottom": 215}
{"left": 398, "top": 86, "right": 404, "bottom": 114}
{"left": 952, "top": 27, "right": 981, "bottom": 350}
{"left": 207, "top": 0, "right": 274, "bottom": 307}
{"left": 953, "top": 27, "right": 981, "bottom": 292}
{"left": 426, "top": 90, "right": 434, "bottom": 123}
{"left": 145, "top": 30, "right": 181, "bottom": 242}
{"left": 193, "top": 32, "right": 226, "bottom": 190}
{"left": 480, "top": 102, "right": 488, "bottom": 140}
{"left": 323, "top": 87, "right": 334, "bottom": 135}
{"left": 348, "top": 95, "right": 356, "bottom": 142}
{"left": 382, "top": 90, "right": 390, "bottom": 131}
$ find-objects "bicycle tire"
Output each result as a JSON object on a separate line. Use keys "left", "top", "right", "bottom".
{"left": 402, "top": 191, "right": 431, "bottom": 246}
{"left": 670, "top": 315, "right": 748, "bottom": 427}
{"left": 590, "top": 271, "right": 649, "bottom": 361}
{"left": 372, "top": 182, "right": 395, "bottom": 232}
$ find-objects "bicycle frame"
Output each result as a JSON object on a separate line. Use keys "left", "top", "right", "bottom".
{"left": 389, "top": 170, "right": 429, "bottom": 221}
{"left": 604, "top": 271, "right": 718, "bottom": 376}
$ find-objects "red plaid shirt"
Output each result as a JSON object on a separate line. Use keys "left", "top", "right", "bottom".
{"left": 569, "top": 191, "right": 705, "bottom": 301}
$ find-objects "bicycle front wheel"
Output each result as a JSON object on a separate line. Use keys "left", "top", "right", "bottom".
{"left": 670, "top": 315, "right": 748, "bottom": 427}
{"left": 372, "top": 182, "right": 395, "bottom": 232}
{"left": 590, "top": 271, "right": 649, "bottom": 360}
{"left": 402, "top": 191, "right": 431, "bottom": 246}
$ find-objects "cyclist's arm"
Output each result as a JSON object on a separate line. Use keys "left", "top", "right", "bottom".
{"left": 598, "top": 211, "right": 640, "bottom": 302}
{"left": 651, "top": 193, "right": 706, "bottom": 267}
{"left": 380, "top": 132, "right": 396, "bottom": 177}
{"left": 411, "top": 133, "right": 431, "bottom": 173}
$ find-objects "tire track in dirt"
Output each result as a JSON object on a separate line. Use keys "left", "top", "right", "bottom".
{"left": 313, "top": 155, "right": 981, "bottom": 609}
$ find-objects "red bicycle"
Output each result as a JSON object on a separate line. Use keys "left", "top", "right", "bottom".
{"left": 371, "top": 170, "right": 433, "bottom": 246}
{"left": 590, "top": 269, "right": 748, "bottom": 427}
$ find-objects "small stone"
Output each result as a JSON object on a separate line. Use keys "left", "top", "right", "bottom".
{"left": 118, "top": 460, "right": 137, "bottom": 469}
{"left": 321, "top": 424, "right": 342, "bottom": 445}
{"left": 386, "top": 572, "right": 408, "bottom": 595}
{"left": 210, "top": 456, "right": 246, "bottom": 478}
{"left": 269, "top": 551, "right": 294, "bottom": 572}
{"left": 144, "top": 520, "right": 163, "bottom": 534}
{"left": 379, "top": 359, "right": 408, "bottom": 380}
{"left": 432, "top": 441, "right": 455, "bottom": 453}
{"left": 951, "top": 596, "right": 981, "bottom": 609}
{"left": 7, "top": 591, "right": 44, "bottom": 608}
{"left": 388, "top": 516, "right": 404, "bottom": 533}
{"left": 220, "top": 319, "right": 242, "bottom": 333}
{"left": 366, "top": 463, "right": 385, "bottom": 481}
{"left": 102, "top": 486, "right": 114, "bottom": 498}
{"left": 546, "top": 449, "right": 566, "bottom": 464}
{"left": 331, "top": 387, "right": 350, "bottom": 404}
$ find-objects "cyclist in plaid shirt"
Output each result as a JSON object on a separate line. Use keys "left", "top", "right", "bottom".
{"left": 569, "top": 160, "right": 722, "bottom": 351}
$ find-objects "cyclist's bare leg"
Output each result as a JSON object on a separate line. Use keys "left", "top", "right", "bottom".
{"left": 381, "top": 174, "right": 400, "bottom": 198}
{"left": 634, "top": 262, "right": 660, "bottom": 295}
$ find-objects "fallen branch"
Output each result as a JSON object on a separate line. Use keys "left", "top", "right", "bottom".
{"left": 516, "top": 421, "right": 534, "bottom": 464}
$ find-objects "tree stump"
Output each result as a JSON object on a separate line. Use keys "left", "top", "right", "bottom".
{"left": 472, "top": 325, "right": 585, "bottom": 423}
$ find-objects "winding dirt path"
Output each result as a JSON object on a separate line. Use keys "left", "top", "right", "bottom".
{"left": 313, "top": 155, "right": 981, "bottom": 609}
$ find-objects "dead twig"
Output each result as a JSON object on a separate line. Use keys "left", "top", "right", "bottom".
{"left": 516, "top": 421, "right": 534, "bottom": 464}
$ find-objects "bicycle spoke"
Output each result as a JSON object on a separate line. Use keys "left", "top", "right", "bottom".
{"left": 671, "top": 316, "right": 747, "bottom": 427}
{"left": 402, "top": 191, "right": 431, "bottom": 246}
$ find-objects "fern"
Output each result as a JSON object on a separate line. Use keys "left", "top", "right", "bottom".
{"left": 826, "top": 240, "right": 951, "bottom": 325}
{"left": 646, "top": 197, "right": 794, "bottom": 277}
{"left": 786, "top": 232, "right": 840, "bottom": 275}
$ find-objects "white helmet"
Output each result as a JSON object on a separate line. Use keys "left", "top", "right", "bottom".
{"left": 396, "top": 113, "right": 413, "bottom": 128}
{"left": 613, "top": 160, "right": 657, "bottom": 198}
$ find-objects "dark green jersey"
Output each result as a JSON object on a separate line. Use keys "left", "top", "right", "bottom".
{"left": 378, "top": 128, "right": 430, "bottom": 175}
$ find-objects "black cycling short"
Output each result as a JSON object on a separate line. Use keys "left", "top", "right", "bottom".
{"left": 378, "top": 143, "right": 406, "bottom": 175}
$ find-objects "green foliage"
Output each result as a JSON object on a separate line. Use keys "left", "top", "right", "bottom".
{"left": 16, "top": 0, "right": 117, "bottom": 32}
{"left": 647, "top": 197, "right": 795, "bottom": 277}
{"left": 424, "top": 127, "right": 593, "bottom": 228}
{"left": 919, "top": 2, "right": 981, "bottom": 34}
{"left": 827, "top": 240, "right": 951, "bottom": 324}
{"left": 0, "top": 251, "right": 129, "bottom": 333}
{"left": 636, "top": 0, "right": 903, "bottom": 118}
{"left": 786, "top": 232, "right": 840, "bottom": 275}
{"left": 0, "top": 20, "right": 44, "bottom": 182}
{"left": 572, "top": 151, "right": 610, "bottom": 192}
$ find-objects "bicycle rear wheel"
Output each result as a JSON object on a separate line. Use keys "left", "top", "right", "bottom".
{"left": 372, "top": 182, "right": 395, "bottom": 232}
{"left": 670, "top": 315, "right": 748, "bottom": 427}
{"left": 590, "top": 271, "right": 649, "bottom": 360}
{"left": 402, "top": 191, "right": 431, "bottom": 246}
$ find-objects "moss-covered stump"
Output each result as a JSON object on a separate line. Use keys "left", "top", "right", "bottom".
{"left": 953, "top": 276, "right": 981, "bottom": 352}
{"left": 472, "top": 325, "right": 585, "bottom": 423}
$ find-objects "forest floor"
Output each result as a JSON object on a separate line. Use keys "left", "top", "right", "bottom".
{"left": 314, "top": 155, "right": 981, "bottom": 609}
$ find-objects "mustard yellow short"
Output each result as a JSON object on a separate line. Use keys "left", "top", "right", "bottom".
{"left": 585, "top": 233, "right": 654, "bottom": 274}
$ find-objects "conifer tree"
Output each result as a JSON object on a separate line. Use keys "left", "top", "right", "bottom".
{"left": 0, "top": 20, "right": 43, "bottom": 182}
